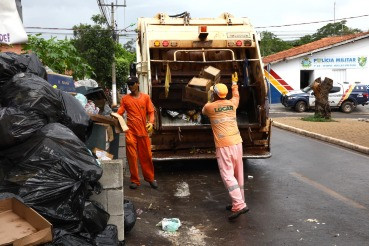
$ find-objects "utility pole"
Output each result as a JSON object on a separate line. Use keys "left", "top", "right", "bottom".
{"left": 111, "top": 2, "right": 117, "bottom": 106}
{"left": 98, "top": 1, "right": 126, "bottom": 106}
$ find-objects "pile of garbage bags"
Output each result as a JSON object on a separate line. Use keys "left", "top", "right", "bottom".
{"left": 0, "top": 52, "right": 120, "bottom": 245}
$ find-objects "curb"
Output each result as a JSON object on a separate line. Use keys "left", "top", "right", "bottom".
{"left": 272, "top": 121, "right": 369, "bottom": 155}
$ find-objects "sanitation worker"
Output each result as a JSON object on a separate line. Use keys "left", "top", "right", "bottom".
{"left": 118, "top": 76, "right": 158, "bottom": 189}
{"left": 202, "top": 73, "right": 249, "bottom": 221}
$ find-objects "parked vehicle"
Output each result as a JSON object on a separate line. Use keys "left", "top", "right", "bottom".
{"left": 281, "top": 82, "right": 369, "bottom": 113}
{"left": 135, "top": 12, "right": 271, "bottom": 160}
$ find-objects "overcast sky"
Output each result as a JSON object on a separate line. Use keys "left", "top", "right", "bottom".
{"left": 21, "top": 0, "right": 369, "bottom": 43}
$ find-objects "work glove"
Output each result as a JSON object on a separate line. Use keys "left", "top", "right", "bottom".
{"left": 146, "top": 122, "right": 154, "bottom": 134}
{"left": 232, "top": 72, "right": 238, "bottom": 84}
{"left": 207, "top": 86, "right": 214, "bottom": 102}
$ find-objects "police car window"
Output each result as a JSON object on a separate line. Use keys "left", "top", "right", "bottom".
{"left": 329, "top": 86, "right": 341, "bottom": 93}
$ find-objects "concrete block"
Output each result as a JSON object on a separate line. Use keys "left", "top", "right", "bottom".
{"left": 107, "top": 189, "right": 124, "bottom": 215}
{"left": 108, "top": 215, "right": 124, "bottom": 241}
{"left": 118, "top": 146, "right": 126, "bottom": 159}
{"left": 99, "top": 159, "right": 123, "bottom": 189}
{"left": 90, "top": 189, "right": 108, "bottom": 210}
{"left": 119, "top": 133, "right": 126, "bottom": 146}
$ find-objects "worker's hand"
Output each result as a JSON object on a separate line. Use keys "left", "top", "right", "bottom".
{"left": 207, "top": 86, "right": 214, "bottom": 102}
{"left": 232, "top": 72, "right": 238, "bottom": 84}
{"left": 146, "top": 122, "right": 154, "bottom": 134}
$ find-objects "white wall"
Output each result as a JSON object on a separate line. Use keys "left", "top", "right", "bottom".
{"left": 272, "top": 37, "right": 369, "bottom": 90}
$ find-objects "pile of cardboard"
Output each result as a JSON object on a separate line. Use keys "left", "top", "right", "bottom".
{"left": 0, "top": 198, "right": 52, "bottom": 245}
{"left": 183, "top": 66, "right": 221, "bottom": 105}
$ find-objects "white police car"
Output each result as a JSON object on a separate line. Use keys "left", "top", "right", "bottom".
{"left": 281, "top": 82, "right": 369, "bottom": 113}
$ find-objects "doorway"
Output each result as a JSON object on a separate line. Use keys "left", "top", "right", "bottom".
{"left": 300, "top": 70, "right": 314, "bottom": 89}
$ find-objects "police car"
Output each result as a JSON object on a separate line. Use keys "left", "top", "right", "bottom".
{"left": 281, "top": 82, "right": 369, "bottom": 113}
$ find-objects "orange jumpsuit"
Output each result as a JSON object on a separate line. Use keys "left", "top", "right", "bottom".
{"left": 202, "top": 84, "right": 246, "bottom": 212}
{"left": 118, "top": 93, "right": 155, "bottom": 186}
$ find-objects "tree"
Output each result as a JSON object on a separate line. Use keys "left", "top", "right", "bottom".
{"left": 260, "top": 31, "right": 293, "bottom": 57}
{"left": 22, "top": 34, "right": 93, "bottom": 80}
{"left": 291, "top": 34, "right": 314, "bottom": 47}
{"left": 311, "top": 77, "right": 333, "bottom": 119}
{"left": 123, "top": 39, "right": 136, "bottom": 53}
{"left": 72, "top": 15, "right": 115, "bottom": 87}
{"left": 72, "top": 15, "right": 136, "bottom": 89}
{"left": 262, "top": 21, "right": 363, "bottom": 55}
{"left": 114, "top": 43, "right": 136, "bottom": 89}
{"left": 312, "top": 20, "right": 362, "bottom": 41}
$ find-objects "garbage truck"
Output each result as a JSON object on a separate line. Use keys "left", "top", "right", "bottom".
{"left": 135, "top": 12, "right": 271, "bottom": 161}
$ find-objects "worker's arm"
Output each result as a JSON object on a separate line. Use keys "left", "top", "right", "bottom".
{"left": 146, "top": 96, "right": 155, "bottom": 124}
{"left": 146, "top": 96, "right": 155, "bottom": 134}
{"left": 202, "top": 103, "right": 210, "bottom": 116}
{"left": 117, "top": 97, "right": 125, "bottom": 115}
{"left": 230, "top": 72, "right": 240, "bottom": 108}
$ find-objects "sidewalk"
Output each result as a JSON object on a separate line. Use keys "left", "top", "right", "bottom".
{"left": 269, "top": 103, "right": 369, "bottom": 155}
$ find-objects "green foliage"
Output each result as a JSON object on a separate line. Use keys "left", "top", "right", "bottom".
{"left": 261, "top": 21, "right": 363, "bottom": 56}
{"left": 291, "top": 34, "right": 314, "bottom": 47}
{"left": 72, "top": 14, "right": 136, "bottom": 88}
{"left": 301, "top": 115, "right": 337, "bottom": 122}
{"left": 114, "top": 43, "right": 136, "bottom": 88}
{"left": 72, "top": 15, "right": 115, "bottom": 87}
{"left": 312, "top": 20, "right": 362, "bottom": 41}
{"left": 123, "top": 39, "right": 136, "bottom": 53}
{"left": 22, "top": 34, "right": 94, "bottom": 79}
{"left": 260, "top": 31, "right": 293, "bottom": 57}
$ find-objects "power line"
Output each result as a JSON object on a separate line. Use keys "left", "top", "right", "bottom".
{"left": 255, "top": 13, "right": 369, "bottom": 28}
{"left": 97, "top": 0, "right": 110, "bottom": 25}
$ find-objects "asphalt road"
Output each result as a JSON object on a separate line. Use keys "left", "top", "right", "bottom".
{"left": 124, "top": 127, "right": 369, "bottom": 245}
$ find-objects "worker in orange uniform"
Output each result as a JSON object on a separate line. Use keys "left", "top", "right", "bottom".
{"left": 202, "top": 72, "right": 249, "bottom": 221}
{"left": 118, "top": 76, "right": 158, "bottom": 189}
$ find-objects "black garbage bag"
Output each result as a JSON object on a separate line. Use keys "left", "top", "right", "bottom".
{"left": 0, "top": 73, "right": 91, "bottom": 142}
{"left": 0, "top": 107, "right": 47, "bottom": 149}
{"left": 19, "top": 165, "right": 88, "bottom": 232}
{"left": 0, "top": 52, "right": 46, "bottom": 84}
{"left": 0, "top": 123, "right": 102, "bottom": 230}
{"left": 94, "top": 225, "right": 119, "bottom": 246}
{"left": 59, "top": 91, "right": 92, "bottom": 142}
{"left": 48, "top": 232, "right": 94, "bottom": 246}
{"left": 0, "top": 192, "right": 24, "bottom": 202}
{"left": 124, "top": 199, "right": 137, "bottom": 233}
{"left": 0, "top": 123, "right": 102, "bottom": 182}
{"left": 0, "top": 73, "right": 64, "bottom": 123}
{"left": 82, "top": 200, "right": 110, "bottom": 234}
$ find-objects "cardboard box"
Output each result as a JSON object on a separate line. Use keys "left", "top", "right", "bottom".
{"left": 0, "top": 198, "right": 52, "bottom": 246}
{"left": 93, "top": 147, "right": 114, "bottom": 160}
{"left": 183, "top": 85, "right": 209, "bottom": 106}
{"left": 188, "top": 77, "right": 212, "bottom": 92}
{"left": 200, "top": 66, "right": 220, "bottom": 82}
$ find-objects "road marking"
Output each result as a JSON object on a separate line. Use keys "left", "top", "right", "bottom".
{"left": 290, "top": 172, "right": 367, "bottom": 210}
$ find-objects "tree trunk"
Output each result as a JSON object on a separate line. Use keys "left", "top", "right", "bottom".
{"left": 311, "top": 77, "right": 333, "bottom": 119}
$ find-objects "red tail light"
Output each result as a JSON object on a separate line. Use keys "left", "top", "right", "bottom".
{"left": 363, "top": 92, "right": 368, "bottom": 98}
{"left": 200, "top": 26, "right": 207, "bottom": 32}
{"left": 162, "top": 40, "right": 169, "bottom": 47}
{"left": 236, "top": 40, "right": 242, "bottom": 46}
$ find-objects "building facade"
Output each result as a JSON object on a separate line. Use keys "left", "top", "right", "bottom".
{"left": 263, "top": 33, "right": 369, "bottom": 103}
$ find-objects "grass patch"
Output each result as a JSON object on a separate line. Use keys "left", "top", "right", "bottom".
{"left": 301, "top": 115, "right": 337, "bottom": 122}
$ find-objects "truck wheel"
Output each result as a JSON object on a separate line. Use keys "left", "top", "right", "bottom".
{"left": 295, "top": 101, "right": 307, "bottom": 112}
{"left": 340, "top": 101, "right": 354, "bottom": 113}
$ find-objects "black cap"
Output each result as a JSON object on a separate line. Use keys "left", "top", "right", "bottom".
{"left": 127, "top": 76, "right": 139, "bottom": 85}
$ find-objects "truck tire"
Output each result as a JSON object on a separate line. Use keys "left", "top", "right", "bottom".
{"left": 340, "top": 101, "right": 354, "bottom": 113}
{"left": 295, "top": 101, "right": 307, "bottom": 112}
